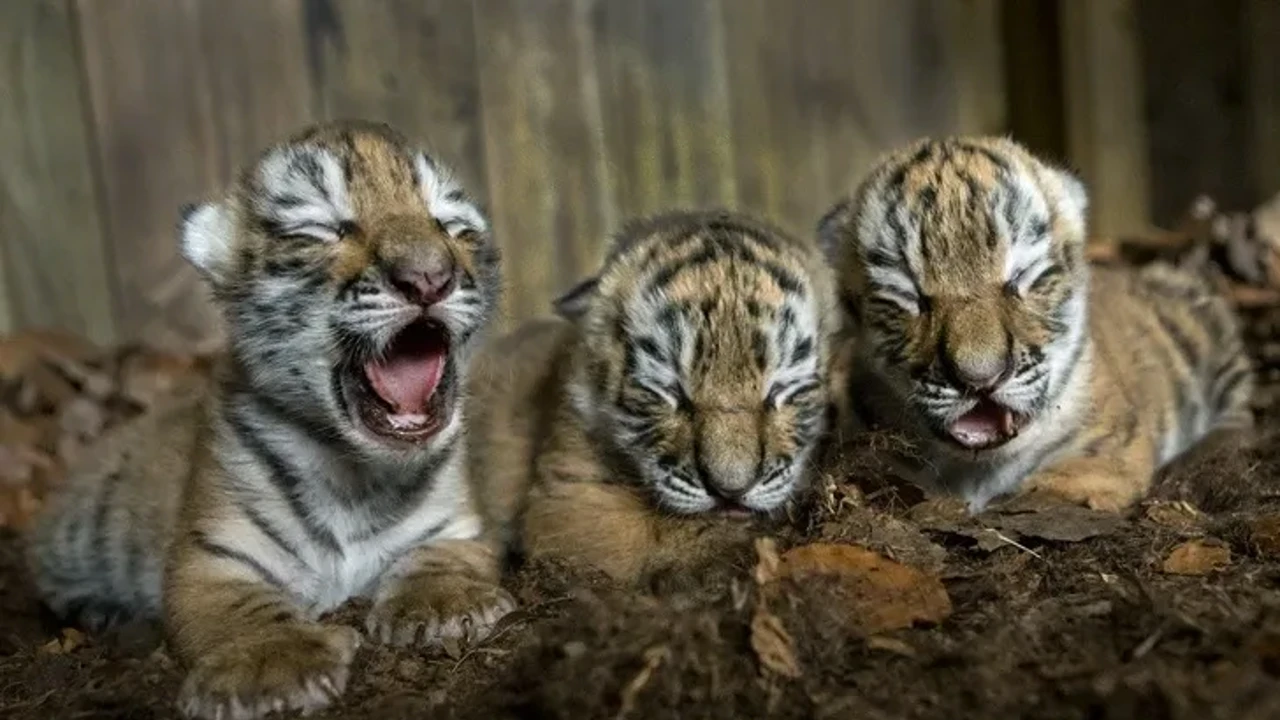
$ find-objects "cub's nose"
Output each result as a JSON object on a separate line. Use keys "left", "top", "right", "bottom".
{"left": 390, "top": 248, "right": 456, "bottom": 306}
{"left": 945, "top": 351, "right": 1013, "bottom": 391}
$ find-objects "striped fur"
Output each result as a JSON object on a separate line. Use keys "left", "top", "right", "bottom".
{"left": 27, "top": 121, "right": 512, "bottom": 719}
{"left": 820, "top": 136, "right": 1254, "bottom": 511}
{"left": 468, "top": 210, "right": 838, "bottom": 585}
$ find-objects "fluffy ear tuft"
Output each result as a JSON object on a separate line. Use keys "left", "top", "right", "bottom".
{"left": 179, "top": 201, "right": 235, "bottom": 285}
{"left": 553, "top": 277, "right": 599, "bottom": 322}
{"left": 1052, "top": 166, "right": 1089, "bottom": 227}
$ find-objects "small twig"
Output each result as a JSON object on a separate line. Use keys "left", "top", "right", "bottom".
{"left": 1131, "top": 624, "right": 1166, "bottom": 660}
{"left": 981, "top": 528, "right": 1044, "bottom": 560}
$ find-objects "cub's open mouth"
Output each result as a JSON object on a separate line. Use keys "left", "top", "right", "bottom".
{"left": 946, "top": 397, "right": 1028, "bottom": 451}
{"left": 342, "top": 320, "right": 452, "bottom": 443}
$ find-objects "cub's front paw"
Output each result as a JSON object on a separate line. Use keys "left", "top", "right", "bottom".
{"left": 1025, "top": 463, "right": 1143, "bottom": 513}
{"left": 177, "top": 622, "right": 361, "bottom": 720}
{"left": 366, "top": 577, "right": 516, "bottom": 649}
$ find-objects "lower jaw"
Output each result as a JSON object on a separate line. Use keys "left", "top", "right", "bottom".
{"left": 339, "top": 369, "right": 454, "bottom": 448}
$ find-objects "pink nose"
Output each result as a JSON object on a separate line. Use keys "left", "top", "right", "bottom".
{"left": 392, "top": 260, "right": 455, "bottom": 306}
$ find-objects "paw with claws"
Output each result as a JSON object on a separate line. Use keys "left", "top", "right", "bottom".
{"left": 177, "top": 622, "right": 360, "bottom": 720}
{"left": 366, "top": 576, "right": 516, "bottom": 649}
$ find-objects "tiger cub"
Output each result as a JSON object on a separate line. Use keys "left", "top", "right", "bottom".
{"left": 468, "top": 210, "right": 837, "bottom": 585}
{"left": 28, "top": 121, "right": 514, "bottom": 719}
{"left": 818, "top": 136, "right": 1254, "bottom": 512}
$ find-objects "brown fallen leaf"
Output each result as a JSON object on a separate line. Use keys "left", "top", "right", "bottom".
{"left": 981, "top": 492, "right": 1124, "bottom": 543}
{"left": 38, "top": 627, "right": 87, "bottom": 655}
{"left": 1249, "top": 515, "right": 1280, "bottom": 556}
{"left": 0, "top": 329, "right": 99, "bottom": 379}
{"left": 750, "top": 607, "right": 802, "bottom": 679}
{"left": 776, "top": 543, "right": 951, "bottom": 633}
{"left": 1162, "top": 539, "right": 1231, "bottom": 575}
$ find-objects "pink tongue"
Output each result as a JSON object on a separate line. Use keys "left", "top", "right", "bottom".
{"left": 949, "top": 401, "right": 1011, "bottom": 449}
{"left": 364, "top": 351, "right": 444, "bottom": 415}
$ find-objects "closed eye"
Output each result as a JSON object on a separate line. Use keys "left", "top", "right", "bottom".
{"left": 279, "top": 224, "right": 342, "bottom": 243}
{"left": 870, "top": 289, "right": 924, "bottom": 315}
{"left": 1008, "top": 259, "right": 1060, "bottom": 297}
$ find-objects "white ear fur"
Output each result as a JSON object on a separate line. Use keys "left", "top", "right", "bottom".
{"left": 1052, "top": 167, "right": 1090, "bottom": 229}
{"left": 179, "top": 201, "right": 235, "bottom": 285}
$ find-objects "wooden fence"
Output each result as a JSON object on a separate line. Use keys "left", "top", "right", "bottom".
{"left": 1, "top": 0, "right": 1276, "bottom": 350}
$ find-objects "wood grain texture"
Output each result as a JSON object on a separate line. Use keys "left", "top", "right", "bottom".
{"left": 75, "top": 0, "right": 314, "bottom": 350}
{"left": 1138, "top": 0, "right": 1251, "bottom": 225}
{"left": 1060, "top": 0, "right": 1152, "bottom": 236}
{"left": 1246, "top": 0, "right": 1280, "bottom": 197}
{"left": 474, "top": 0, "right": 610, "bottom": 327}
{"left": 721, "top": 0, "right": 971, "bottom": 236}
{"left": 588, "top": 0, "right": 736, "bottom": 219}
{"left": 306, "top": 0, "right": 488, "bottom": 194}
{"left": 0, "top": 0, "right": 116, "bottom": 343}
{"left": 941, "top": 0, "right": 1007, "bottom": 137}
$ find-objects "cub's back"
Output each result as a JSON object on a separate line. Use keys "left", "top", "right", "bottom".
{"left": 466, "top": 318, "right": 576, "bottom": 552}
{"left": 1089, "top": 263, "right": 1253, "bottom": 465}
{"left": 27, "top": 389, "right": 207, "bottom": 627}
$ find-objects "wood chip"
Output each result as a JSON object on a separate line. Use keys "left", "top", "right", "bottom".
{"left": 1162, "top": 539, "right": 1232, "bottom": 575}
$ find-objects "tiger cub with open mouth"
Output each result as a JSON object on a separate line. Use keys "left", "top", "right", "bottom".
{"left": 468, "top": 210, "right": 838, "bottom": 586}
{"left": 28, "top": 121, "right": 513, "bottom": 719}
{"left": 819, "top": 136, "right": 1254, "bottom": 512}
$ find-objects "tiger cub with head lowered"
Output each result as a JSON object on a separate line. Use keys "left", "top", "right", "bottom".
{"left": 818, "top": 136, "right": 1254, "bottom": 512}
{"left": 28, "top": 121, "right": 514, "bottom": 719}
{"left": 468, "top": 210, "right": 837, "bottom": 585}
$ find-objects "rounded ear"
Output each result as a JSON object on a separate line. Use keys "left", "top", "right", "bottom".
{"left": 1052, "top": 166, "right": 1090, "bottom": 226}
{"left": 179, "top": 201, "right": 235, "bottom": 286}
{"left": 552, "top": 276, "right": 599, "bottom": 322}
{"left": 816, "top": 198, "right": 854, "bottom": 264}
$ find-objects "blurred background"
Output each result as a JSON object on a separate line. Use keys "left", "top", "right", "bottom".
{"left": 1, "top": 0, "right": 1277, "bottom": 351}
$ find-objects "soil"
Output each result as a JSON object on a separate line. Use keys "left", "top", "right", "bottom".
{"left": 2, "top": 308, "right": 1280, "bottom": 720}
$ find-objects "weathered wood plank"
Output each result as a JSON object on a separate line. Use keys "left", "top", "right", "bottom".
{"left": 941, "top": 0, "right": 1007, "bottom": 137}
{"left": 0, "top": 0, "right": 116, "bottom": 344}
{"left": 306, "top": 0, "right": 488, "bottom": 194}
{"left": 1000, "top": 0, "right": 1067, "bottom": 160}
{"left": 1137, "top": 0, "right": 1251, "bottom": 225}
{"left": 721, "top": 0, "right": 971, "bottom": 236}
{"left": 1246, "top": 0, "right": 1280, "bottom": 197}
{"left": 473, "top": 0, "right": 609, "bottom": 325}
{"left": 1060, "top": 0, "right": 1152, "bottom": 236}
{"left": 75, "top": 0, "right": 314, "bottom": 350}
{"left": 588, "top": 0, "right": 736, "bottom": 219}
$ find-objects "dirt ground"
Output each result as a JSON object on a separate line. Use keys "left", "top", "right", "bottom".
{"left": 2, "top": 303, "right": 1279, "bottom": 720}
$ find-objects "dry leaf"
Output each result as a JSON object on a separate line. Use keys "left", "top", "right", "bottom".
{"left": 982, "top": 493, "right": 1124, "bottom": 543}
{"left": 777, "top": 543, "right": 951, "bottom": 633}
{"left": 1162, "top": 539, "right": 1231, "bottom": 575}
{"left": 1249, "top": 515, "right": 1280, "bottom": 556}
{"left": 0, "top": 329, "right": 98, "bottom": 379}
{"left": 750, "top": 607, "right": 802, "bottom": 679}
{"left": 38, "top": 627, "right": 87, "bottom": 655}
